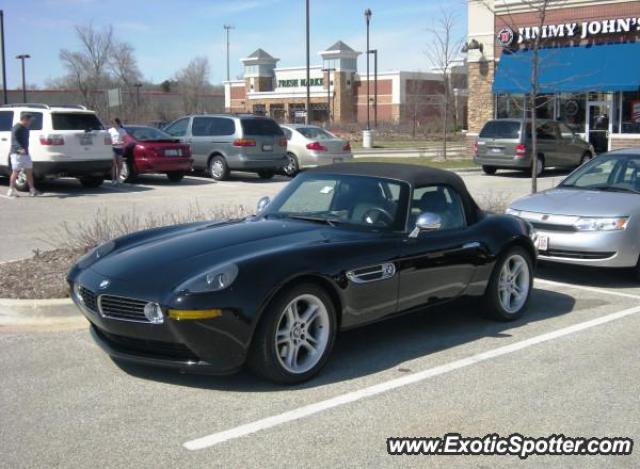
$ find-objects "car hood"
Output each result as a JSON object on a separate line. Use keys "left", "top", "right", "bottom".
{"left": 89, "top": 218, "right": 357, "bottom": 287}
{"left": 510, "top": 188, "right": 640, "bottom": 217}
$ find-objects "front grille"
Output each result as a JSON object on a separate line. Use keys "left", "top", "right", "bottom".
{"left": 99, "top": 295, "right": 150, "bottom": 322}
{"left": 96, "top": 329, "right": 200, "bottom": 361}
{"left": 545, "top": 249, "right": 616, "bottom": 260}
{"left": 530, "top": 222, "right": 577, "bottom": 233}
{"left": 79, "top": 286, "right": 98, "bottom": 312}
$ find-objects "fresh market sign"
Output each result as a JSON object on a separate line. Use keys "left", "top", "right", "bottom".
{"left": 278, "top": 78, "right": 324, "bottom": 88}
{"left": 498, "top": 17, "right": 640, "bottom": 46}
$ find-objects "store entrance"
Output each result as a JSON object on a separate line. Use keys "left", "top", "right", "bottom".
{"left": 586, "top": 102, "right": 611, "bottom": 154}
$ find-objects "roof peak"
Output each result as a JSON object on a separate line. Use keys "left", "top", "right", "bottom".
{"left": 325, "top": 40, "right": 355, "bottom": 52}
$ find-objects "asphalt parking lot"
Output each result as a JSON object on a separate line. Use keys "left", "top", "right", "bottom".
{"left": 0, "top": 169, "right": 638, "bottom": 468}
{"left": 0, "top": 169, "right": 564, "bottom": 262}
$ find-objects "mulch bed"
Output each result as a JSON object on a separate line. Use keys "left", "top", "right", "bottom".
{"left": 0, "top": 248, "right": 85, "bottom": 299}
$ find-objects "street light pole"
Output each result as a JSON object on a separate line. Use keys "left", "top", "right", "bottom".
{"left": 223, "top": 24, "right": 234, "bottom": 82}
{"left": 368, "top": 49, "right": 378, "bottom": 128}
{"left": 16, "top": 54, "right": 30, "bottom": 103}
{"left": 305, "top": 0, "right": 310, "bottom": 125}
{"left": 0, "top": 11, "right": 7, "bottom": 104}
{"left": 134, "top": 82, "right": 142, "bottom": 121}
{"left": 364, "top": 9, "right": 372, "bottom": 130}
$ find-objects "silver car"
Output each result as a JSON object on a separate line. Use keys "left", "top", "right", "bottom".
{"left": 507, "top": 149, "right": 640, "bottom": 278}
{"left": 280, "top": 124, "right": 353, "bottom": 177}
{"left": 163, "top": 114, "right": 288, "bottom": 180}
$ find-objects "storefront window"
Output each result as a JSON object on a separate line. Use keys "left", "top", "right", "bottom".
{"left": 558, "top": 94, "right": 586, "bottom": 134}
{"left": 613, "top": 91, "right": 640, "bottom": 134}
{"left": 496, "top": 94, "right": 526, "bottom": 119}
{"left": 253, "top": 104, "right": 266, "bottom": 116}
{"left": 534, "top": 95, "right": 555, "bottom": 119}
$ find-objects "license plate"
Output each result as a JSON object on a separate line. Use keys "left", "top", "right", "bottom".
{"left": 79, "top": 134, "right": 93, "bottom": 145}
{"left": 490, "top": 147, "right": 502, "bottom": 154}
{"left": 535, "top": 234, "right": 549, "bottom": 252}
{"left": 262, "top": 144, "right": 273, "bottom": 151}
{"left": 165, "top": 149, "right": 181, "bottom": 157}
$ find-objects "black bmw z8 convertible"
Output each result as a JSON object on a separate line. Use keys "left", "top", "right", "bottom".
{"left": 68, "top": 163, "right": 536, "bottom": 384}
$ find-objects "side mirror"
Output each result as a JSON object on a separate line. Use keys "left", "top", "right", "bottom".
{"left": 409, "top": 212, "right": 442, "bottom": 238}
{"left": 257, "top": 196, "right": 271, "bottom": 213}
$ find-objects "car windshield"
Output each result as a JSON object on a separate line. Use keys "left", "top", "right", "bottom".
{"left": 561, "top": 153, "right": 640, "bottom": 194}
{"left": 125, "top": 126, "right": 173, "bottom": 141}
{"left": 296, "top": 127, "right": 335, "bottom": 140}
{"left": 262, "top": 173, "right": 410, "bottom": 231}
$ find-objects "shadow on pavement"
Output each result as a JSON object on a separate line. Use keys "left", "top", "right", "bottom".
{"left": 114, "top": 287, "right": 575, "bottom": 391}
{"left": 536, "top": 261, "right": 638, "bottom": 291}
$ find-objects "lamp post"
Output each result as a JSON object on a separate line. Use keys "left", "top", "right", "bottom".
{"left": 322, "top": 67, "right": 334, "bottom": 125}
{"left": 364, "top": 8, "right": 372, "bottom": 130}
{"left": 223, "top": 24, "right": 234, "bottom": 82}
{"left": 0, "top": 11, "right": 7, "bottom": 104}
{"left": 367, "top": 49, "right": 378, "bottom": 128}
{"left": 134, "top": 82, "right": 142, "bottom": 120}
{"left": 305, "top": 0, "right": 310, "bottom": 124}
{"left": 16, "top": 54, "right": 30, "bottom": 103}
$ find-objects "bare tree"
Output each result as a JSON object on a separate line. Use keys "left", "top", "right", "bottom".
{"left": 175, "top": 57, "right": 211, "bottom": 114}
{"left": 426, "top": 8, "right": 464, "bottom": 160}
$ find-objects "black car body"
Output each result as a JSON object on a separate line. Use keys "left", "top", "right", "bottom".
{"left": 68, "top": 163, "right": 536, "bottom": 383}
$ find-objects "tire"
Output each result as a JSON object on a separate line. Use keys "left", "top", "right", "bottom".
{"left": 483, "top": 246, "right": 533, "bottom": 321}
{"left": 120, "top": 160, "right": 137, "bottom": 183}
{"left": 166, "top": 171, "right": 185, "bottom": 183}
{"left": 14, "top": 170, "right": 29, "bottom": 192}
{"left": 482, "top": 165, "right": 497, "bottom": 175}
{"left": 534, "top": 155, "right": 545, "bottom": 177}
{"left": 258, "top": 170, "right": 275, "bottom": 180}
{"left": 208, "top": 155, "right": 229, "bottom": 181}
{"left": 248, "top": 283, "right": 337, "bottom": 384}
{"left": 580, "top": 152, "right": 593, "bottom": 166}
{"left": 283, "top": 153, "right": 299, "bottom": 177}
{"left": 78, "top": 176, "right": 104, "bottom": 188}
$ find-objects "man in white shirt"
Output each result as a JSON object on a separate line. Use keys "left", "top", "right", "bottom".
{"left": 108, "top": 117, "right": 127, "bottom": 184}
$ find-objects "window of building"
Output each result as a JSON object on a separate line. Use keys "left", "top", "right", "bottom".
{"left": 613, "top": 91, "right": 640, "bottom": 134}
{"left": 558, "top": 94, "right": 586, "bottom": 134}
{"left": 245, "top": 65, "right": 258, "bottom": 75}
{"left": 496, "top": 94, "right": 526, "bottom": 119}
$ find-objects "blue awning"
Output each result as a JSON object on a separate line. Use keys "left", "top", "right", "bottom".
{"left": 493, "top": 42, "right": 640, "bottom": 94}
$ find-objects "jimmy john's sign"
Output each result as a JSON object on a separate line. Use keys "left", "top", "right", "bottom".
{"left": 497, "top": 16, "right": 640, "bottom": 46}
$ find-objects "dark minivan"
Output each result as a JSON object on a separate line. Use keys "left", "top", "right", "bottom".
{"left": 163, "top": 114, "right": 288, "bottom": 180}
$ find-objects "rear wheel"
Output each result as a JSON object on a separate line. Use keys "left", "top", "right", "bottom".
{"left": 166, "top": 171, "right": 185, "bottom": 183}
{"left": 209, "top": 155, "right": 229, "bottom": 181}
{"left": 248, "top": 283, "right": 337, "bottom": 384}
{"left": 283, "top": 153, "right": 299, "bottom": 177}
{"left": 258, "top": 170, "right": 275, "bottom": 180}
{"left": 484, "top": 246, "right": 533, "bottom": 321}
{"left": 482, "top": 165, "right": 497, "bottom": 175}
{"left": 78, "top": 176, "right": 104, "bottom": 188}
{"left": 15, "top": 170, "right": 29, "bottom": 192}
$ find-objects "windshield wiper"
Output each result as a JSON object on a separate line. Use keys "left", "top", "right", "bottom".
{"left": 285, "top": 215, "right": 338, "bottom": 226}
{"left": 593, "top": 186, "right": 640, "bottom": 194}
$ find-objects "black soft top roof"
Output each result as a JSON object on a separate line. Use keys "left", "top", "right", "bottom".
{"left": 307, "top": 162, "right": 481, "bottom": 222}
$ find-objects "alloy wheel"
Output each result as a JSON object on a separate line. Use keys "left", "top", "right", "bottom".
{"left": 284, "top": 154, "right": 298, "bottom": 177}
{"left": 16, "top": 170, "right": 28, "bottom": 190}
{"left": 274, "top": 293, "right": 330, "bottom": 374}
{"left": 211, "top": 159, "right": 224, "bottom": 179}
{"left": 498, "top": 254, "right": 530, "bottom": 314}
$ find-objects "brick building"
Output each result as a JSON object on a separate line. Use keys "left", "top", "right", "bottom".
{"left": 224, "top": 41, "right": 466, "bottom": 126}
{"left": 467, "top": 0, "right": 640, "bottom": 152}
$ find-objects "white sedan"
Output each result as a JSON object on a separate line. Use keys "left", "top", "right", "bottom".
{"left": 280, "top": 124, "right": 353, "bottom": 177}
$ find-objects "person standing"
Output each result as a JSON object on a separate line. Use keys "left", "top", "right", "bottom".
{"left": 108, "top": 117, "right": 127, "bottom": 184}
{"left": 7, "top": 113, "right": 40, "bottom": 198}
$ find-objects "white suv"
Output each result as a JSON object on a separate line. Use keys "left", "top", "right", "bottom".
{"left": 0, "top": 104, "right": 113, "bottom": 190}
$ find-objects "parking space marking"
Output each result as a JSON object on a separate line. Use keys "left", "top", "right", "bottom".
{"left": 183, "top": 303, "right": 640, "bottom": 451}
{"left": 536, "top": 278, "right": 640, "bottom": 300}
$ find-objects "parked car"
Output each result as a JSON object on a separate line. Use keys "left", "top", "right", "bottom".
{"left": 121, "top": 126, "right": 192, "bottom": 183}
{"left": 280, "top": 124, "right": 353, "bottom": 177}
{"left": 162, "top": 114, "right": 288, "bottom": 181}
{"left": 68, "top": 162, "right": 536, "bottom": 384}
{"left": 0, "top": 104, "right": 112, "bottom": 191}
{"left": 474, "top": 118, "right": 594, "bottom": 176}
{"left": 507, "top": 148, "right": 640, "bottom": 279}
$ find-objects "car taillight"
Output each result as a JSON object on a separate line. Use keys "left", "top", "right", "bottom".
{"left": 104, "top": 135, "right": 112, "bottom": 145}
{"left": 39, "top": 135, "right": 65, "bottom": 146}
{"left": 306, "top": 141, "right": 327, "bottom": 151}
{"left": 233, "top": 138, "right": 256, "bottom": 147}
{"left": 472, "top": 139, "right": 478, "bottom": 157}
{"left": 278, "top": 137, "right": 287, "bottom": 148}
{"left": 343, "top": 142, "right": 351, "bottom": 152}
{"left": 516, "top": 144, "right": 527, "bottom": 158}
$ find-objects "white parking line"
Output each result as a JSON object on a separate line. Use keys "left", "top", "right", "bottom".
{"left": 536, "top": 278, "right": 640, "bottom": 300}
{"left": 183, "top": 303, "right": 640, "bottom": 451}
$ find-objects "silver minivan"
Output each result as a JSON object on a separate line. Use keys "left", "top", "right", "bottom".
{"left": 163, "top": 114, "right": 288, "bottom": 180}
{"left": 473, "top": 119, "right": 594, "bottom": 176}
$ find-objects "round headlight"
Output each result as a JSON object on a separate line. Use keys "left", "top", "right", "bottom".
{"left": 143, "top": 302, "right": 164, "bottom": 324}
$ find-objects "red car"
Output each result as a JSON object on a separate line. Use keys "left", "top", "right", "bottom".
{"left": 122, "top": 126, "right": 192, "bottom": 182}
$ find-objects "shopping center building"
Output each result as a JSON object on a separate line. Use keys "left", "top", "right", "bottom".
{"left": 467, "top": 0, "right": 640, "bottom": 152}
{"left": 224, "top": 41, "right": 467, "bottom": 126}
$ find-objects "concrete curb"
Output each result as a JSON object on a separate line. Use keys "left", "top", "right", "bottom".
{"left": 0, "top": 297, "right": 81, "bottom": 326}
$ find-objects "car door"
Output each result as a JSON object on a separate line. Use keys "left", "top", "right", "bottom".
{"left": 396, "top": 185, "right": 480, "bottom": 312}
{"left": 0, "top": 110, "right": 14, "bottom": 171}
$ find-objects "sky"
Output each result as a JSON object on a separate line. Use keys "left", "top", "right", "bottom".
{"left": 1, "top": 0, "right": 467, "bottom": 88}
